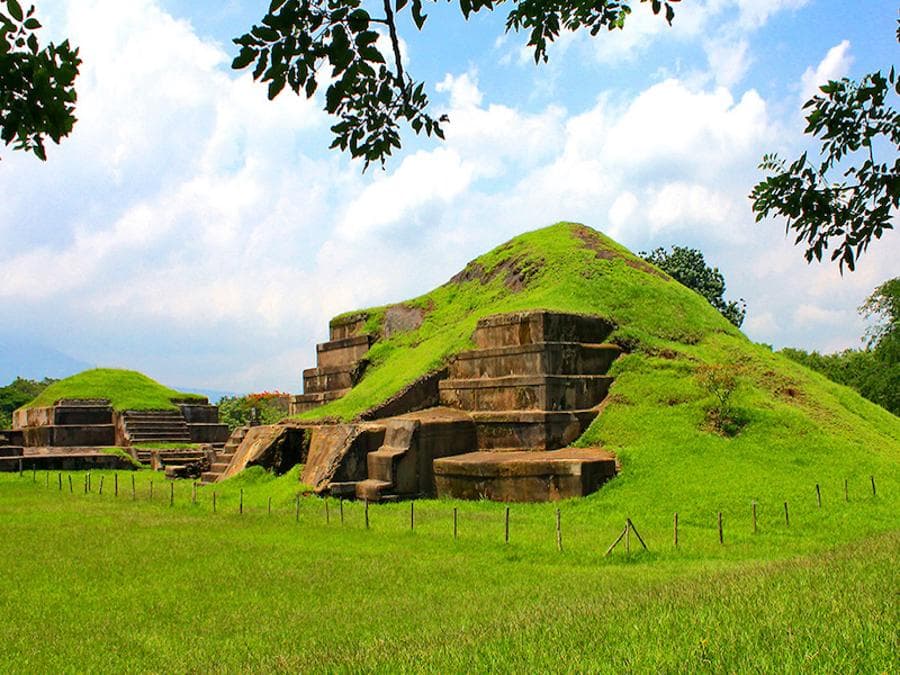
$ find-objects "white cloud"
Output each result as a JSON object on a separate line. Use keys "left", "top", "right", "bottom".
{"left": 800, "top": 40, "right": 853, "bottom": 101}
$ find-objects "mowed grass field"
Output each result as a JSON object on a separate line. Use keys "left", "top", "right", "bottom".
{"left": 1, "top": 468, "right": 896, "bottom": 672}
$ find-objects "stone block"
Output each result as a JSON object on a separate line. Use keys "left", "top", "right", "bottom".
{"left": 329, "top": 313, "right": 368, "bottom": 341}
{"left": 473, "top": 311, "right": 615, "bottom": 349}
{"left": 471, "top": 410, "right": 595, "bottom": 451}
{"left": 21, "top": 424, "right": 117, "bottom": 447}
{"left": 188, "top": 423, "right": 230, "bottom": 444}
{"left": 177, "top": 404, "right": 220, "bottom": 424}
{"left": 289, "top": 389, "right": 351, "bottom": 415}
{"left": 439, "top": 374, "right": 613, "bottom": 411}
{"left": 450, "top": 342, "right": 620, "bottom": 379}
{"left": 303, "top": 365, "right": 355, "bottom": 394}
{"left": 316, "top": 334, "right": 372, "bottom": 368}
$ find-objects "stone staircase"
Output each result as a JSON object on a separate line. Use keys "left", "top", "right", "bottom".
{"left": 355, "top": 418, "right": 419, "bottom": 501}
{"left": 122, "top": 410, "right": 191, "bottom": 444}
{"left": 290, "top": 314, "right": 372, "bottom": 415}
{"left": 200, "top": 426, "right": 249, "bottom": 484}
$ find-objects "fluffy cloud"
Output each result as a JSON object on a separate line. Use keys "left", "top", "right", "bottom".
{"left": 800, "top": 40, "right": 853, "bottom": 101}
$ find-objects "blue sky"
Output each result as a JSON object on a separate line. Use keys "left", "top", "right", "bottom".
{"left": 1, "top": 0, "right": 897, "bottom": 393}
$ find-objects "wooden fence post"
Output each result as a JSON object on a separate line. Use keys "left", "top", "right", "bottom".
{"left": 268, "top": 496, "right": 273, "bottom": 516}
{"left": 783, "top": 501, "right": 789, "bottom": 527}
{"left": 673, "top": 512, "right": 678, "bottom": 548}
{"left": 169, "top": 481, "right": 174, "bottom": 507}
{"left": 816, "top": 483, "right": 821, "bottom": 508}
{"left": 295, "top": 494, "right": 299, "bottom": 523}
{"left": 99, "top": 476, "right": 104, "bottom": 495}
{"left": 213, "top": 490, "right": 217, "bottom": 513}
{"left": 114, "top": 473, "right": 118, "bottom": 497}
{"left": 68, "top": 475, "right": 73, "bottom": 493}
{"left": 131, "top": 474, "right": 135, "bottom": 500}
{"left": 752, "top": 502, "right": 757, "bottom": 534}
{"left": 84, "top": 474, "right": 88, "bottom": 494}
{"left": 625, "top": 519, "right": 631, "bottom": 555}
{"left": 339, "top": 497, "right": 344, "bottom": 525}
{"left": 239, "top": 488, "right": 243, "bottom": 515}
{"left": 410, "top": 501, "right": 414, "bottom": 531}
{"left": 325, "top": 498, "right": 329, "bottom": 524}
{"left": 556, "top": 509, "right": 562, "bottom": 552}
{"left": 453, "top": 507, "right": 458, "bottom": 540}
{"left": 365, "top": 499, "right": 370, "bottom": 529}
{"left": 844, "top": 478, "right": 848, "bottom": 502}
{"left": 718, "top": 512, "right": 724, "bottom": 544}
{"left": 58, "top": 473, "right": 62, "bottom": 491}
{"left": 192, "top": 482, "right": 197, "bottom": 504}
{"left": 504, "top": 506, "right": 510, "bottom": 544}
{"left": 149, "top": 480, "right": 153, "bottom": 500}
{"left": 870, "top": 475, "right": 876, "bottom": 497}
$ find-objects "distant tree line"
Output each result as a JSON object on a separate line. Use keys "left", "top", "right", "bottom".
{"left": 780, "top": 277, "right": 899, "bottom": 416}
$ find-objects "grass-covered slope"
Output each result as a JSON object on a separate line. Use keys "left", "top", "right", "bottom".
{"left": 22, "top": 368, "right": 205, "bottom": 411}
{"left": 300, "top": 222, "right": 899, "bottom": 525}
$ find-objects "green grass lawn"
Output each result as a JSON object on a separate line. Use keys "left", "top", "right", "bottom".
{"left": 23, "top": 368, "right": 206, "bottom": 411}
{"left": 0, "top": 469, "right": 895, "bottom": 672}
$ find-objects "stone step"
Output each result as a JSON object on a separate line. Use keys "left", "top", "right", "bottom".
{"left": 473, "top": 311, "right": 614, "bottom": 349}
{"left": 367, "top": 446, "right": 407, "bottom": 483}
{"left": 123, "top": 412, "right": 184, "bottom": 420}
{"left": 0, "top": 446, "right": 24, "bottom": 457}
{"left": 439, "top": 375, "right": 614, "bottom": 412}
{"left": 126, "top": 423, "right": 190, "bottom": 433}
{"left": 327, "top": 481, "right": 360, "bottom": 497}
{"left": 211, "top": 461, "right": 230, "bottom": 472}
{"left": 355, "top": 478, "right": 392, "bottom": 501}
{"left": 450, "top": 342, "right": 621, "bottom": 379}
{"left": 316, "top": 334, "right": 372, "bottom": 369}
{"left": 199, "top": 471, "right": 219, "bottom": 484}
{"left": 129, "top": 432, "right": 192, "bottom": 440}
{"left": 470, "top": 409, "right": 598, "bottom": 451}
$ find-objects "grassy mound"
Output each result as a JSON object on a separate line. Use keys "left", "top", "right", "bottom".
{"left": 23, "top": 368, "right": 206, "bottom": 411}
{"left": 299, "top": 222, "right": 899, "bottom": 525}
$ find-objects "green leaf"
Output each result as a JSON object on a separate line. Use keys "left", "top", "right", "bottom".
{"left": 231, "top": 46, "right": 256, "bottom": 70}
{"left": 23, "top": 17, "right": 40, "bottom": 30}
{"left": 7, "top": 0, "right": 23, "bottom": 22}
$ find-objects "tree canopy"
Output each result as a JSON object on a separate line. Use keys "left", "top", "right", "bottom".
{"left": 233, "top": 0, "right": 679, "bottom": 169}
{"left": 750, "top": 21, "right": 899, "bottom": 272}
{"left": 641, "top": 245, "right": 746, "bottom": 328}
{"left": 0, "top": 0, "right": 80, "bottom": 160}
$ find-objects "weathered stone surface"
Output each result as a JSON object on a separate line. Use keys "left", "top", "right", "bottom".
{"left": 303, "top": 365, "right": 355, "bottom": 394}
{"left": 439, "top": 374, "right": 613, "bottom": 411}
{"left": 187, "top": 423, "right": 230, "bottom": 444}
{"left": 220, "top": 425, "right": 308, "bottom": 480}
{"left": 21, "top": 424, "right": 117, "bottom": 447}
{"left": 177, "top": 403, "right": 220, "bottom": 423}
{"left": 289, "top": 389, "right": 351, "bottom": 415}
{"left": 470, "top": 409, "right": 596, "bottom": 451}
{"left": 0, "top": 447, "right": 137, "bottom": 472}
{"left": 451, "top": 342, "right": 620, "bottom": 379}
{"left": 433, "top": 448, "right": 617, "bottom": 501}
{"left": 329, "top": 313, "right": 368, "bottom": 341}
{"left": 13, "top": 402, "right": 112, "bottom": 428}
{"left": 316, "top": 334, "right": 372, "bottom": 368}
{"left": 301, "top": 422, "right": 386, "bottom": 491}
{"left": 473, "top": 311, "right": 615, "bottom": 349}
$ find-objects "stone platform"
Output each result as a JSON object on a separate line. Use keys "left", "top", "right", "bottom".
{"left": 433, "top": 448, "right": 617, "bottom": 501}
{"left": 0, "top": 447, "right": 137, "bottom": 472}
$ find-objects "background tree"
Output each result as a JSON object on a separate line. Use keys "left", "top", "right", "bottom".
{"left": 781, "top": 276, "right": 898, "bottom": 415}
{"left": 641, "top": 245, "right": 746, "bottom": 328}
{"left": 233, "top": 0, "right": 679, "bottom": 168}
{"left": 0, "top": 0, "right": 80, "bottom": 160}
{"left": 0, "top": 375, "right": 56, "bottom": 428}
{"left": 750, "top": 21, "right": 899, "bottom": 272}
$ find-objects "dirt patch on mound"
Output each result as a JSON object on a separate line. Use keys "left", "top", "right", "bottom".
{"left": 383, "top": 304, "right": 426, "bottom": 338}
{"left": 447, "top": 251, "right": 544, "bottom": 292}
{"left": 573, "top": 225, "right": 668, "bottom": 279}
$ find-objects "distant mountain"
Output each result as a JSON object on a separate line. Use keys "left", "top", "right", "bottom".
{"left": 0, "top": 335, "right": 90, "bottom": 384}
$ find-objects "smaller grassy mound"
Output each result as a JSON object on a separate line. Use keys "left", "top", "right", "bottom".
{"left": 23, "top": 368, "right": 206, "bottom": 411}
